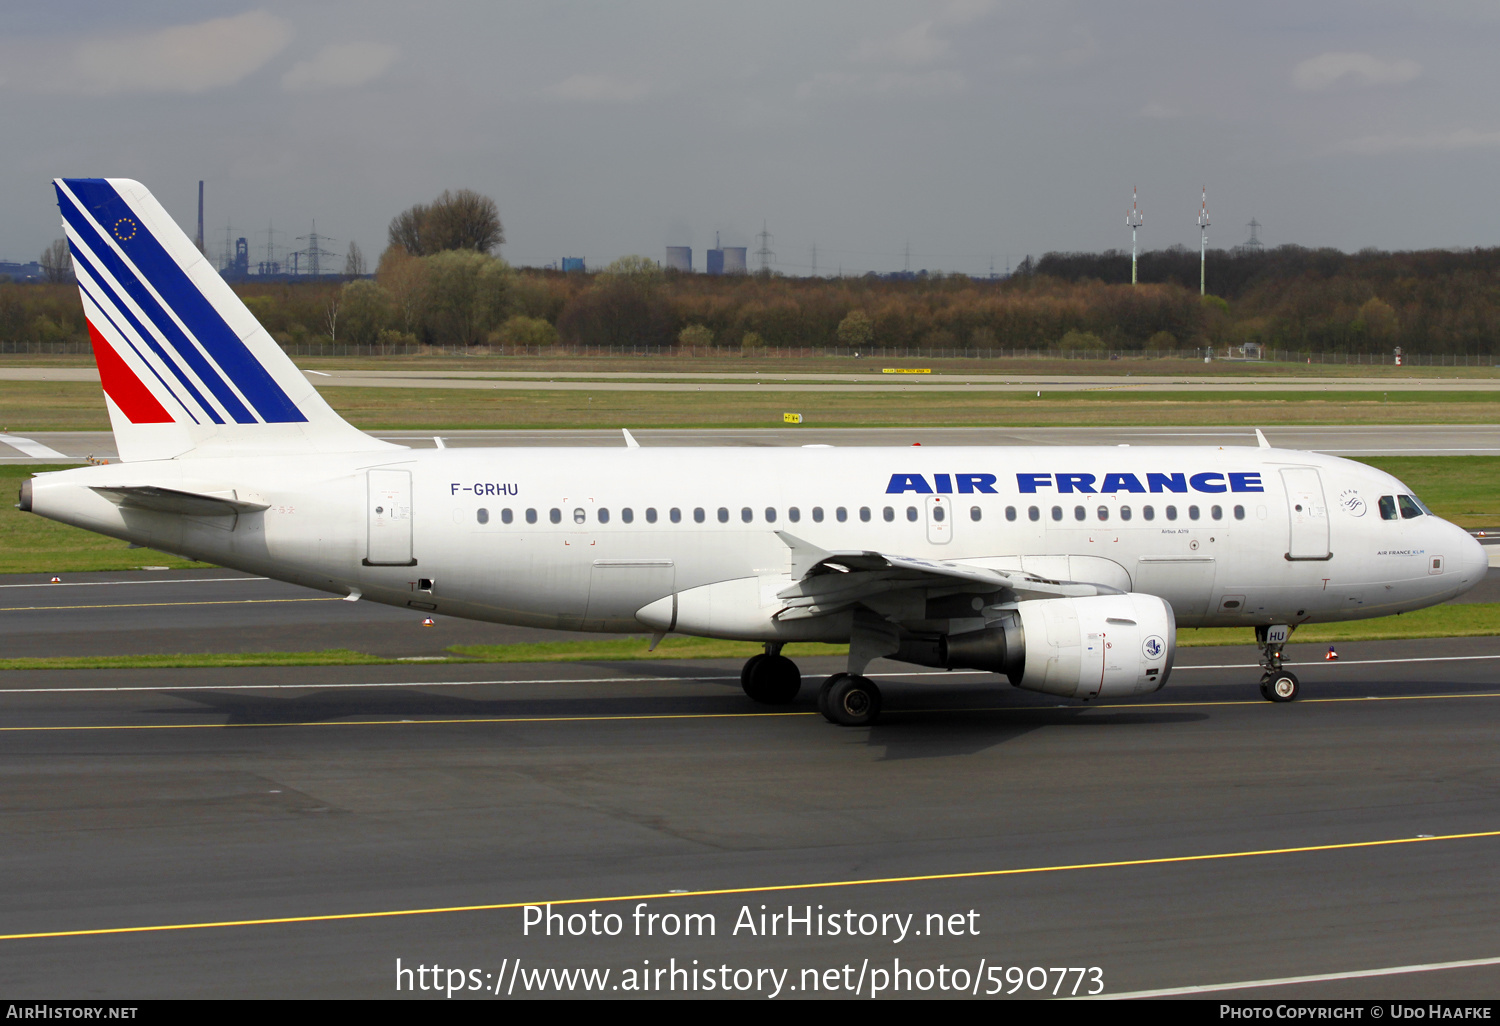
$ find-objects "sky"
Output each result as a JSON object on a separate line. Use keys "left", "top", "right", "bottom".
{"left": 3, "top": 1, "right": 1499, "bottom": 275}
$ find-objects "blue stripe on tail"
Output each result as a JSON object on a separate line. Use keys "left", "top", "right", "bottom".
{"left": 58, "top": 179, "right": 306, "bottom": 424}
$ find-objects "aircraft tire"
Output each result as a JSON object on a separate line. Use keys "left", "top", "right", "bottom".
{"left": 740, "top": 654, "right": 766, "bottom": 693}
{"left": 743, "top": 654, "right": 801, "bottom": 704}
{"left": 1264, "top": 672, "right": 1300, "bottom": 703}
{"left": 822, "top": 674, "right": 882, "bottom": 726}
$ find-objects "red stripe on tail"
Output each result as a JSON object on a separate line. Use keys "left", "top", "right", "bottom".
{"left": 87, "top": 321, "right": 173, "bottom": 423}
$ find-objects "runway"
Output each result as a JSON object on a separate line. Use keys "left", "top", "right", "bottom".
{"left": 3, "top": 569, "right": 1500, "bottom": 996}
{"left": 6, "top": 423, "right": 1500, "bottom": 463}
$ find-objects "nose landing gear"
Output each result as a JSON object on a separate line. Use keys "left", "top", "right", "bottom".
{"left": 1257, "top": 624, "right": 1300, "bottom": 702}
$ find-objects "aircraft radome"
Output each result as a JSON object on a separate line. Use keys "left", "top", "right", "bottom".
{"left": 19, "top": 179, "right": 1488, "bottom": 724}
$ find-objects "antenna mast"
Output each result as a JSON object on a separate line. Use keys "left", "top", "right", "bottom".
{"left": 1197, "top": 186, "right": 1210, "bottom": 296}
{"left": 1126, "top": 187, "right": 1144, "bottom": 285}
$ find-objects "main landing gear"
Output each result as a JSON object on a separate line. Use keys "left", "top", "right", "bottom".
{"left": 740, "top": 644, "right": 802, "bottom": 705}
{"left": 738, "top": 644, "right": 885, "bottom": 726}
{"left": 1256, "top": 625, "right": 1300, "bottom": 703}
{"left": 816, "top": 673, "right": 883, "bottom": 727}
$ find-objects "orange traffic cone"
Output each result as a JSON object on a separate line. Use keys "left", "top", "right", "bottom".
{"left": 421, "top": 617, "right": 436, "bottom": 627}
{"left": 1326, "top": 646, "right": 1338, "bottom": 661}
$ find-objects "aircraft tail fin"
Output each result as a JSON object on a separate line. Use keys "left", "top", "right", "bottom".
{"left": 53, "top": 178, "right": 397, "bottom": 462}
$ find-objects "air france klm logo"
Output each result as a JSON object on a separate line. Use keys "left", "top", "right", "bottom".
{"left": 885, "top": 472, "right": 1265, "bottom": 495}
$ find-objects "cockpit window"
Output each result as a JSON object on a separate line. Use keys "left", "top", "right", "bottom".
{"left": 1398, "top": 494, "right": 1424, "bottom": 519}
{"left": 1378, "top": 495, "right": 1398, "bottom": 521}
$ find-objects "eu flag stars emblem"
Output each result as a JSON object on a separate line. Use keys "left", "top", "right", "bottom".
{"left": 112, "top": 217, "right": 137, "bottom": 242}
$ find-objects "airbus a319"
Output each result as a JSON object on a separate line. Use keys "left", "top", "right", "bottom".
{"left": 19, "top": 179, "right": 1488, "bottom": 724}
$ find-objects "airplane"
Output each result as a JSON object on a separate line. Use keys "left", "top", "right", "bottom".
{"left": 17, "top": 178, "right": 1490, "bottom": 725}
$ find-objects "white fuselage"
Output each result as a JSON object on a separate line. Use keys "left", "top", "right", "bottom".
{"left": 27, "top": 444, "right": 1488, "bottom": 641}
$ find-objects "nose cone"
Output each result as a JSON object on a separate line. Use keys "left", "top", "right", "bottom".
{"left": 1444, "top": 520, "right": 1491, "bottom": 596}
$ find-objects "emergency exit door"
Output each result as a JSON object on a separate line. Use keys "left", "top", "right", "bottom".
{"left": 926, "top": 495, "right": 952, "bottom": 544}
{"left": 1281, "top": 467, "right": 1331, "bottom": 560}
{"left": 365, "top": 468, "right": 416, "bottom": 566}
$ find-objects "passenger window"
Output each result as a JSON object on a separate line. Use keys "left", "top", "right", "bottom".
{"left": 1378, "top": 495, "right": 1398, "bottom": 520}
{"left": 1029, "top": 506, "right": 1040, "bottom": 522}
{"left": 787, "top": 507, "right": 799, "bottom": 523}
{"left": 1143, "top": 505, "right": 1154, "bottom": 521}
{"left": 526, "top": 508, "right": 538, "bottom": 524}
{"left": 573, "top": 508, "right": 586, "bottom": 524}
{"left": 883, "top": 506, "right": 895, "bottom": 522}
{"left": 671, "top": 507, "right": 682, "bottom": 523}
{"left": 1165, "top": 506, "right": 1177, "bottom": 521}
{"left": 693, "top": 507, "right": 705, "bottom": 523}
{"left": 501, "top": 508, "right": 513, "bottom": 524}
{"left": 1233, "top": 505, "right": 1245, "bottom": 521}
{"left": 1188, "top": 505, "right": 1200, "bottom": 521}
{"left": 1004, "top": 506, "right": 1015, "bottom": 521}
{"left": 836, "top": 507, "right": 848, "bottom": 523}
{"left": 764, "top": 507, "right": 776, "bottom": 523}
{"left": 476, "top": 508, "right": 489, "bottom": 525}
{"left": 859, "top": 507, "right": 871, "bottom": 522}
{"left": 1120, "top": 506, "right": 1132, "bottom": 521}
{"left": 621, "top": 507, "right": 633, "bottom": 524}
{"left": 931, "top": 505, "right": 945, "bottom": 522}
{"left": 1211, "top": 505, "right": 1222, "bottom": 520}
{"left": 646, "top": 507, "right": 658, "bottom": 523}
{"left": 741, "top": 507, "right": 753, "bottom": 523}
{"left": 718, "top": 507, "right": 730, "bottom": 523}
{"left": 1097, "top": 506, "right": 1109, "bottom": 521}
{"left": 1074, "top": 506, "right": 1086, "bottom": 521}
{"left": 1051, "top": 506, "right": 1063, "bottom": 521}
{"left": 598, "top": 508, "right": 610, "bottom": 524}
{"left": 906, "top": 506, "right": 918, "bottom": 522}
{"left": 549, "top": 508, "right": 561, "bottom": 524}
{"left": 1398, "top": 495, "right": 1423, "bottom": 519}
{"left": 811, "top": 506, "right": 823, "bottom": 522}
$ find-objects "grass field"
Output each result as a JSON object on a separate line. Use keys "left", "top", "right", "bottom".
{"left": 1, "top": 604, "right": 1496, "bottom": 670}
{"left": 2, "top": 379, "right": 1498, "bottom": 432}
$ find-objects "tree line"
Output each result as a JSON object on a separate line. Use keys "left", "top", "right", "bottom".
{"left": 6, "top": 193, "right": 1500, "bottom": 354}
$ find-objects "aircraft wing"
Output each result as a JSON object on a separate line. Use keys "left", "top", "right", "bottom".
{"left": 89, "top": 485, "right": 270, "bottom": 517}
{"left": 772, "top": 531, "right": 1118, "bottom": 621}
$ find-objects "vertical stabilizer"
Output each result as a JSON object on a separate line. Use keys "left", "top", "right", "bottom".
{"left": 53, "top": 178, "right": 397, "bottom": 461}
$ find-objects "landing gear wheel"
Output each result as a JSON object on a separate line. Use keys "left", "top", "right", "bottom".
{"left": 741, "top": 654, "right": 801, "bottom": 705}
{"left": 819, "top": 673, "right": 882, "bottom": 726}
{"left": 1262, "top": 672, "right": 1299, "bottom": 703}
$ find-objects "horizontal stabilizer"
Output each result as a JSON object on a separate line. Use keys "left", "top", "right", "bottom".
{"left": 90, "top": 485, "right": 269, "bottom": 517}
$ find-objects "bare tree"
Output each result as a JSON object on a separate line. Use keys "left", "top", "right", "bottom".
{"left": 344, "top": 241, "right": 366, "bottom": 277}
{"left": 387, "top": 189, "right": 503, "bottom": 256}
{"left": 39, "top": 239, "right": 72, "bottom": 283}
{"left": 324, "top": 289, "right": 341, "bottom": 343}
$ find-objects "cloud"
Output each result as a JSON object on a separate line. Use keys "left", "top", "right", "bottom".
{"left": 938, "top": 0, "right": 997, "bottom": 26}
{"left": 1330, "top": 127, "right": 1500, "bottom": 155}
{"left": 797, "top": 69, "right": 964, "bottom": 100}
{"left": 1292, "top": 52, "right": 1421, "bottom": 91}
{"left": 1139, "top": 102, "right": 1181, "bottom": 119}
{"left": 67, "top": 10, "right": 292, "bottom": 94}
{"left": 853, "top": 21, "right": 949, "bottom": 66}
{"left": 544, "top": 74, "right": 649, "bottom": 103}
{"left": 281, "top": 42, "right": 399, "bottom": 91}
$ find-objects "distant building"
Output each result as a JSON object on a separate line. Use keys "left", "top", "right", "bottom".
{"left": 706, "top": 248, "right": 724, "bottom": 275}
{"left": 721, "top": 247, "right": 747, "bottom": 274}
{"left": 0, "top": 261, "right": 43, "bottom": 282}
{"left": 561, "top": 257, "right": 586, "bottom": 273}
{"left": 665, "top": 246, "right": 692, "bottom": 272}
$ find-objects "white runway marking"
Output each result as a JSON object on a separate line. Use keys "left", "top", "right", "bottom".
{"left": 1177, "top": 653, "right": 1500, "bottom": 670}
{"left": 0, "top": 433, "right": 67, "bottom": 458}
{"left": 0, "top": 577, "right": 269, "bottom": 589}
{"left": 1094, "top": 954, "right": 1500, "bottom": 999}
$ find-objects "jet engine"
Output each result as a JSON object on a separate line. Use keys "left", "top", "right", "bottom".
{"left": 932, "top": 593, "right": 1176, "bottom": 700}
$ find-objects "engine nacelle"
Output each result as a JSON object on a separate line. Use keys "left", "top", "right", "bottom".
{"left": 939, "top": 593, "right": 1175, "bottom": 700}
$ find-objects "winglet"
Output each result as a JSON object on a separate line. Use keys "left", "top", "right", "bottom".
{"left": 1255, "top": 428, "right": 1271, "bottom": 449}
{"left": 622, "top": 428, "right": 640, "bottom": 448}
